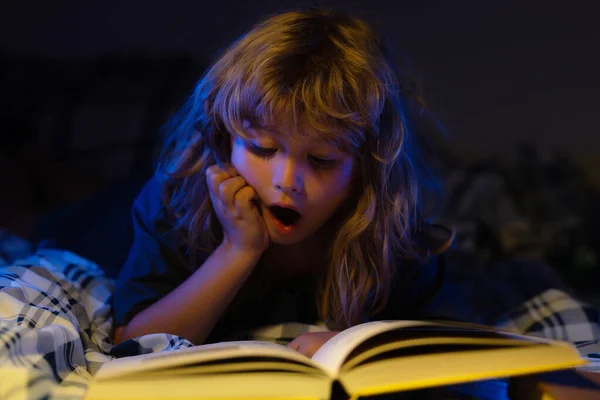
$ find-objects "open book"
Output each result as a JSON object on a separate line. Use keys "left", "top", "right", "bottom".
{"left": 85, "top": 320, "right": 587, "bottom": 400}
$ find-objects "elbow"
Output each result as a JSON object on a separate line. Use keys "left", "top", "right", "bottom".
{"left": 113, "top": 326, "right": 128, "bottom": 345}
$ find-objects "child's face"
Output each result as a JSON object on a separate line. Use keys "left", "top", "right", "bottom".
{"left": 230, "top": 122, "right": 355, "bottom": 246}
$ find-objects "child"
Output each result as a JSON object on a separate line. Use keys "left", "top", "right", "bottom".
{"left": 112, "top": 8, "right": 599, "bottom": 357}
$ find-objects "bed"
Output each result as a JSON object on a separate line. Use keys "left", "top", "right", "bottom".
{"left": 1, "top": 230, "right": 599, "bottom": 400}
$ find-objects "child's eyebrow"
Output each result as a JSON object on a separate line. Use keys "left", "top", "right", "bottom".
{"left": 238, "top": 125, "right": 265, "bottom": 139}
{"left": 244, "top": 122, "right": 347, "bottom": 150}
{"left": 243, "top": 123, "right": 274, "bottom": 136}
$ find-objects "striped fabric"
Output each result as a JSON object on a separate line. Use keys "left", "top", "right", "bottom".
{"left": 0, "top": 235, "right": 598, "bottom": 400}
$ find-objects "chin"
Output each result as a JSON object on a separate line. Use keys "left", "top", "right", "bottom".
{"left": 268, "top": 233, "right": 304, "bottom": 246}
{"left": 267, "top": 224, "right": 315, "bottom": 246}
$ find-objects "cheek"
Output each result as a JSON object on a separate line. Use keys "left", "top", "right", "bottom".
{"left": 230, "top": 146, "right": 266, "bottom": 188}
{"left": 230, "top": 139, "right": 252, "bottom": 174}
{"left": 312, "top": 160, "right": 354, "bottom": 203}
{"left": 329, "top": 159, "right": 354, "bottom": 195}
{"left": 230, "top": 144, "right": 245, "bottom": 172}
{"left": 338, "top": 159, "right": 354, "bottom": 186}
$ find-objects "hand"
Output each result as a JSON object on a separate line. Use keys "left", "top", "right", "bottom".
{"left": 287, "top": 331, "right": 341, "bottom": 358}
{"left": 206, "top": 164, "right": 269, "bottom": 254}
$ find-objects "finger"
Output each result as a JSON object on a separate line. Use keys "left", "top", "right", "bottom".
{"left": 205, "top": 167, "right": 220, "bottom": 207}
{"left": 206, "top": 165, "right": 233, "bottom": 190}
{"left": 206, "top": 165, "right": 232, "bottom": 207}
{"left": 225, "top": 165, "right": 239, "bottom": 177}
{"left": 287, "top": 339, "right": 300, "bottom": 351}
{"left": 219, "top": 176, "right": 247, "bottom": 212}
{"left": 209, "top": 163, "right": 237, "bottom": 178}
{"left": 300, "top": 346, "right": 316, "bottom": 358}
{"left": 215, "top": 161, "right": 238, "bottom": 177}
{"left": 234, "top": 186, "right": 260, "bottom": 216}
{"left": 206, "top": 164, "right": 236, "bottom": 194}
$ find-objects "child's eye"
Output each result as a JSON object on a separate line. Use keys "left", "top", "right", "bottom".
{"left": 248, "top": 143, "right": 277, "bottom": 158}
{"left": 246, "top": 142, "right": 337, "bottom": 169}
{"left": 308, "top": 156, "right": 337, "bottom": 170}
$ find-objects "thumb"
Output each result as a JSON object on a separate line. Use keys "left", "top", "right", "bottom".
{"left": 287, "top": 339, "right": 300, "bottom": 351}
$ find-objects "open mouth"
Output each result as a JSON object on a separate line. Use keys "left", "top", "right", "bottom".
{"left": 268, "top": 206, "right": 302, "bottom": 227}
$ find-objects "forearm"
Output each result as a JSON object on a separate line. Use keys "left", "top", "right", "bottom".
{"left": 119, "top": 242, "right": 261, "bottom": 345}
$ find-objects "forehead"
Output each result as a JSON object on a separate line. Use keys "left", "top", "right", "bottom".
{"left": 251, "top": 126, "right": 325, "bottom": 145}
{"left": 241, "top": 119, "right": 348, "bottom": 149}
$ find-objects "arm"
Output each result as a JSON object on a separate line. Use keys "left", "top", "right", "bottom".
{"left": 117, "top": 242, "right": 261, "bottom": 345}
{"left": 114, "top": 165, "right": 268, "bottom": 345}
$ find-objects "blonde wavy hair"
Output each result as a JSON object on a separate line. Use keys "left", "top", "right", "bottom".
{"left": 158, "top": 9, "right": 448, "bottom": 330}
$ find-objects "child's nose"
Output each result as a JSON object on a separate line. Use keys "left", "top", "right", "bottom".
{"left": 273, "top": 158, "right": 304, "bottom": 194}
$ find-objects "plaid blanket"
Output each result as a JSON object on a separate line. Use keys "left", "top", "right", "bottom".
{"left": 0, "top": 233, "right": 599, "bottom": 400}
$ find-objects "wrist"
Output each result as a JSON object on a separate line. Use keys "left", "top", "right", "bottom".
{"left": 217, "top": 240, "right": 263, "bottom": 264}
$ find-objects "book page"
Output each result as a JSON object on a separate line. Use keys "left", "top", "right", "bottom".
{"left": 340, "top": 342, "right": 584, "bottom": 397}
{"left": 97, "top": 340, "right": 329, "bottom": 380}
{"left": 340, "top": 337, "right": 535, "bottom": 372}
{"left": 311, "top": 320, "right": 441, "bottom": 376}
{"left": 86, "top": 369, "right": 333, "bottom": 400}
{"left": 0, "top": 367, "right": 27, "bottom": 400}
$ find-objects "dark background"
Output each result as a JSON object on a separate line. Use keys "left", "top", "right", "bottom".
{"left": 0, "top": 1, "right": 598, "bottom": 295}
{"left": 2, "top": 1, "right": 598, "bottom": 164}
